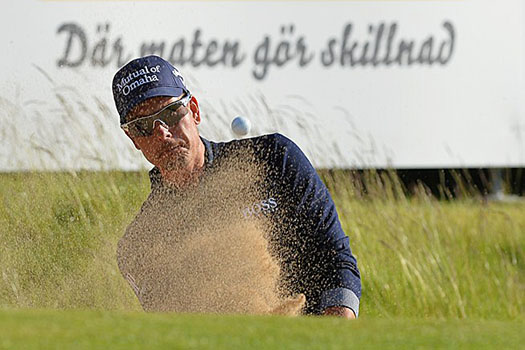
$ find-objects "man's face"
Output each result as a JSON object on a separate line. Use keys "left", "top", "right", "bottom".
{"left": 123, "top": 95, "right": 202, "bottom": 172}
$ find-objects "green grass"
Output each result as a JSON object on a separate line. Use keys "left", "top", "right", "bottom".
{"left": 0, "top": 309, "right": 523, "bottom": 349}
{"left": 0, "top": 171, "right": 523, "bottom": 347}
{"left": 0, "top": 172, "right": 146, "bottom": 311}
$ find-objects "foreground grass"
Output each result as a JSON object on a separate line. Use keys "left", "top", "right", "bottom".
{"left": 0, "top": 309, "right": 523, "bottom": 350}
{"left": 0, "top": 171, "right": 523, "bottom": 320}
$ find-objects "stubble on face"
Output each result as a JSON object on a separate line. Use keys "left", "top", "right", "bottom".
{"left": 161, "top": 147, "right": 190, "bottom": 171}
{"left": 126, "top": 95, "right": 205, "bottom": 188}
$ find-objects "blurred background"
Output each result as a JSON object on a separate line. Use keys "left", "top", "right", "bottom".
{"left": 0, "top": 0, "right": 523, "bottom": 330}
{"left": 1, "top": 0, "right": 524, "bottom": 196}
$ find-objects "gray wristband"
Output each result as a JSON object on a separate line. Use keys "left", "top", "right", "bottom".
{"left": 320, "top": 288, "right": 360, "bottom": 317}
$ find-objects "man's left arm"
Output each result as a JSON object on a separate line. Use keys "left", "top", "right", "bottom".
{"left": 275, "top": 135, "right": 361, "bottom": 318}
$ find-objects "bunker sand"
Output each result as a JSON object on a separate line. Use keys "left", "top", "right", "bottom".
{"left": 118, "top": 149, "right": 305, "bottom": 315}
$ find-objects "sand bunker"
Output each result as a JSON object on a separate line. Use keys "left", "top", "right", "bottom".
{"left": 118, "top": 147, "right": 305, "bottom": 315}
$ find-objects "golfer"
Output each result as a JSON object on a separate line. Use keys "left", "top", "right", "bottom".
{"left": 113, "top": 55, "right": 361, "bottom": 318}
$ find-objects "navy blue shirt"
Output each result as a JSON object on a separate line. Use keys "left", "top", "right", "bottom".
{"left": 146, "top": 133, "right": 361, "bottom": 315}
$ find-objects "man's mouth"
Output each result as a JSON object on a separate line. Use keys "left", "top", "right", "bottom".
{"left": 159, "top": 143, "right": 186, "bottom": 158}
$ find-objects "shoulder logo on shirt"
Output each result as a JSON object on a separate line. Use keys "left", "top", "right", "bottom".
{"left": 241, "top": 197, "right": 278, "bottom": 218}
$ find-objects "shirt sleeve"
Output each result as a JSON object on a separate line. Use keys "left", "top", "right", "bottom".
{"left": 269, "top": 134, "right": 362, "bottom": 316}
{"left": 320, "top": 287, "right": 360, "bottom": 317}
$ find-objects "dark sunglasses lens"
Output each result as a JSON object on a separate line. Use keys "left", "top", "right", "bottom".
{"left": 155, "top": 105, "right": 186, "bottom": 127}
{"left": 126, "top": 101, "right": 189, "bottom": 137}
{"left": 130, "top": 118, "right": 155, "bottom": 137}
{"left": 164, "top": 106, "right": 187, "bottom": 124}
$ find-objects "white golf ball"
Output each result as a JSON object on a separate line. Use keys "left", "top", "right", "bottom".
{"left": 231, "top": 116, "right": 251, "bottom": 136}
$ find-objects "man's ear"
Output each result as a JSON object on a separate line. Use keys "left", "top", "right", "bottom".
{"left": 124, "top": 129, "right": 141, "bottom": 150}
{"left": 189, "top": 96, "right": 201, "bottom": 125}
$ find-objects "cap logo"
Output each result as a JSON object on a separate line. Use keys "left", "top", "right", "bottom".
{"left": 113, "top": 55, "right": 189, "bottom": 123}
{"left": 172, "top": 67, "right": 185, "bottom": 83}
{"left": 116, "top": 64, "right": 161, "bottom": 96}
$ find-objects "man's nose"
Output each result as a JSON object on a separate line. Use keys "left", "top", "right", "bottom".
{"left": 152, "top": 120, "right": 173, "bottom": 138}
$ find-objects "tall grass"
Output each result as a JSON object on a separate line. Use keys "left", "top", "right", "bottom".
{"left": 0, "top": 172, "right": 146, "bottom": 310}
{"left": 0, "top": 69, "right": 366, "bottom": 171}
{"left": 323, "top": 170, "right": 524, "bottom": 319}
{"left": 0, "top": 171, "right": 523, "bottom": 320}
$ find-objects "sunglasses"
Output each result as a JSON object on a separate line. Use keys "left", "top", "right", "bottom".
{"left": 121, "top": 94, "right": 192, "bottom": 137}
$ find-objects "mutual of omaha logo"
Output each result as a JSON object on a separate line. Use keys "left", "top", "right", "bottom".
{"left": 116, "top": 64, "right": 161, "bottom": 96}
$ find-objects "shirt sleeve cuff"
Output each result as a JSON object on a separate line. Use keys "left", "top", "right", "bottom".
{"left": 320, "top": 288, "right": 360, "bottom": 317}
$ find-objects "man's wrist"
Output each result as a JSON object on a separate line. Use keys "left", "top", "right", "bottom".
{"left": 323, "top": 305, "right": 356, "bottom": 319}
{"left": 320, "top": 288, "right": 360, "bottom": 317}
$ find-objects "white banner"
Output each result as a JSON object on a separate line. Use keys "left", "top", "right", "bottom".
{"left": 0, "top": 0, "right": 523, "bottom": 170}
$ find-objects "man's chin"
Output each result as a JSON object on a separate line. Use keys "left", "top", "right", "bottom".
{"left": 161, "top": 155, "right": 188, "bottom": 172}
